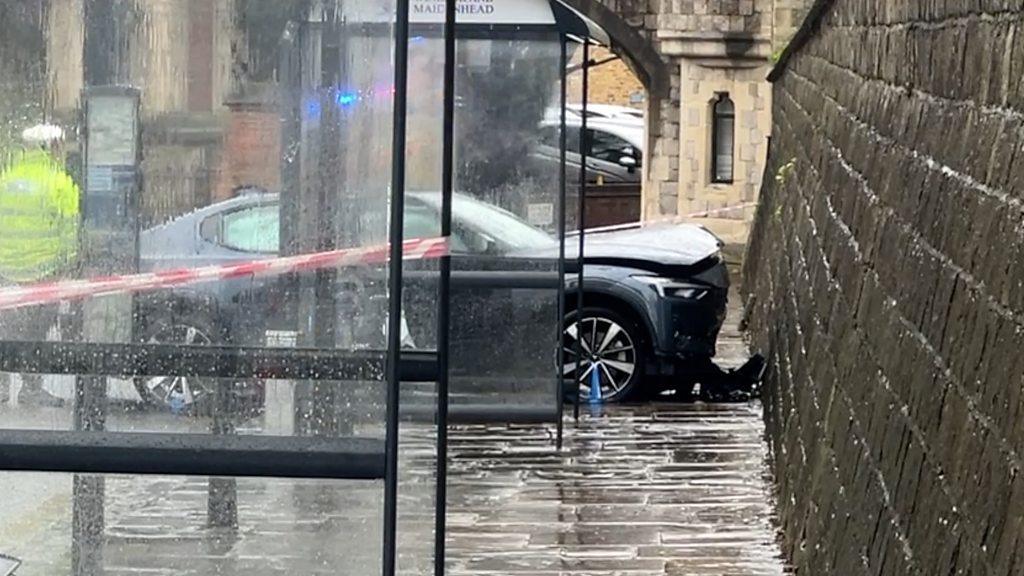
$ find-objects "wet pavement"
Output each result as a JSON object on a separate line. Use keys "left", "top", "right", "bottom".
{"left": 1, "top": 304, "right": 789, "bottom": 575}
{"left": 3, "top": 404, "right": 787, "bottom": 576}
{"left": 444, "top": 403, "right": 788, "bottom": 576}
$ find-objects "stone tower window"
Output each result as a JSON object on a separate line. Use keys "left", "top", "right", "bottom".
{"left": 711, "top": 93, "right": 735, "bottom": 184}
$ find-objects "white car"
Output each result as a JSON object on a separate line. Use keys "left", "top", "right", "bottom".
{"left": 546, "top": 104, "right": 644, "bottom": 123}
{"left": 535, "top": 115, "right": 645, "bottom": 185}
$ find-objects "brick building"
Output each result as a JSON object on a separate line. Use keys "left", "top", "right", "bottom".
{"left": 45, "top": 0, "right": 272, "bottom": 226}
{"left": 570, "top": 46, "right": 645, "bottom": 106}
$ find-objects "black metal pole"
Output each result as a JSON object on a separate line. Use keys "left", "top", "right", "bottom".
{"left": 83, "top": 0, "right": 115, "bottom": 86}
{"left": 312, "top": 16, "right": 344, "bottom": 436}
{"left": 572, "top": 41, "right": 590, "bottom": 422}
{"left": 207, "top": 382, "right": 238, "bottom": 529}
{"left": 555, "top": 38, "right": 568, "bottom": 449}
{"left": 434, "top": 0, "right": 456, "bottom": 573}
{"left": 383, "top": 0, "right": 411, "bottom": 573}
{"left": 75, "top": 2, "right": 117, "bottom": 573}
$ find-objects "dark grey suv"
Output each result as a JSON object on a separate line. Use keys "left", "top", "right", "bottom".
{"left": 137, "top": 192, "right": 729, "bottom": 408}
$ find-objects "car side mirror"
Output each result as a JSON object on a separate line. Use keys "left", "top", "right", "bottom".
{"left": 464, "top": 231, "right": 498, "bottom": 255}
{"left": 480, "top": 236, "right": 500, "bottom": 255}
{"left": 618, "top": 155, "right": 638, "bottom": 172}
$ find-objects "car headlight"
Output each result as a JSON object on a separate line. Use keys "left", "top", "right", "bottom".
{"left": 633, "top": 276, "right": 709, "bottom": 300}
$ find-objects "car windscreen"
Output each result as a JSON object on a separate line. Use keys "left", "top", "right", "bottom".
{"left": 450, "top": 195, "right": 556, "bottom": 252}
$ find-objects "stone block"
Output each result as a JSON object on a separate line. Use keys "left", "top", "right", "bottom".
{"left": 658, "top": 191, "right": 679, "bottom": 215}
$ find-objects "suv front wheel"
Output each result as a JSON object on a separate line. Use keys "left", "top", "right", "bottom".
{"left": 133, "top": 310, "right": 264, "bottom": 417}
{"left": 562, "top": 307, "right": 646, "bottom": 403}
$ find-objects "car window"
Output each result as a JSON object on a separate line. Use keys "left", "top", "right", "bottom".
{"left": 450, "top": 196, "right": 555, "bottom": 252}
{"left": 589, "top": 129, "right": 640, "bottom": 166}
{"left": 220, "top": 205, "right": 280, "bottom": 253}
{"left": 205, "top": 199, "right": 472, "bottom": 255}
{"left": 539, "top": 126, "right": 581, "bottom": 154}
{"left": 405, "top": 200, "right": 470, "bottom": 252}
{"left": 199, "top": 212, "right": 221, "bottom": 243}
{"left": 404, "top": 202, "right": 443, "bottom": 241}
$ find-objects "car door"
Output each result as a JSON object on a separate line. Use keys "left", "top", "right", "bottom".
{"left": 532, "top": 126, "right": 627, "bottom": 186}
{"left": 585, "top": 127, "right": 641, "bottom": 185}
{"left": 399, "top": 197, "right": 513, "bottom": 364}
{"left": 193, "top": 200, "right": 286, "bottom": 344}
{"left": 400, "top": 196, "right": 534, "bottom": 381}
{"left": 400, "top": 198, "right": 452, "bottom": 350}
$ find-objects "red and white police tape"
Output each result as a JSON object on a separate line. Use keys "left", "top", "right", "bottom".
{"left": 0, "top": 201, "right": 758, "bottom": 311}
{"left": 573, "top": 201, "right": 759, "bottom": 235}
{"left": 680, "top": 201, "right": 758, "bottom": 220}
{"left": 0, "top": 237, "right": 449, "bottom": 311}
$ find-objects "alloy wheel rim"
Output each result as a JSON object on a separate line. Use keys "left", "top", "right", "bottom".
{"left": 563, "top": 316, "right": 636, "bottom": 400}
{"left": 142, "top": 324, "right": 212, "bottom": 408}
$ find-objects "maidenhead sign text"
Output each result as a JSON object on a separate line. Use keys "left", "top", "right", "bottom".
{"left": 412, "top": 0, "right": 496, "bottom": 16}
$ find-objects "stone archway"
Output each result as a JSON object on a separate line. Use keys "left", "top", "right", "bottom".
{"left": 560, "top": 0, "right": 678, "bottom": 222}
{"left": 561, "top": 0, "right": 671, "bottom": 98}
{"left": 561, "top": 0, "right": 811, "bottom": 241}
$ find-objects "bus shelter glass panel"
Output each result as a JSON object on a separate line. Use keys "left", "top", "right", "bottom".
{"left": 328, "top": 10, "right": 447, "bottom": 571}
{"left": 0, "top": 1, "right": 441, "bottom": 574}
{"left": 417, "top": 32, "right": 563, "bottom": 421}
{"left": 0, "top": 472, "right": 385, "bottom": 575}
{"left": 338, "top": 3, "right": 565, "bottom": 423}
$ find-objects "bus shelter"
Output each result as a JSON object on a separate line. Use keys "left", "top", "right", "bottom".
{"left": 305, "top": 0, "right": 609, "bottom": 432}
{"left": 275, "top": 0, "right": 611, "bottom": 434}
{"left": 0, "top": 0, "right": 612, "bottom": 574}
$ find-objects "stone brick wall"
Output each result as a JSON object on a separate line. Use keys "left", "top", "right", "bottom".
{"left": 743, "top": 1, "right": 1024, "bottom": 574}
{"left": 771, "top": 0, "right": 812, "bottom": 51}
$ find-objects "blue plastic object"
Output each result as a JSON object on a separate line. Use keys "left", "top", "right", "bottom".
{"left": 589, "top": 365, "right": 603, "bottom": 404}
{"left": 169, "top": 391, "right": 187, "bottom": 415}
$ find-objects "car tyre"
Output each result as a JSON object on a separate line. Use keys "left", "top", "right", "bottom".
{"left": 562, "top": 306, "right": 646, "bottom": 403}
{"left": 133, "top": 310, "right": 264, "bottom": 417}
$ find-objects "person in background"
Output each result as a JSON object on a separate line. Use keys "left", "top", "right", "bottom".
{"left": 0, "top": 124, "right": 80, "bottom": 407}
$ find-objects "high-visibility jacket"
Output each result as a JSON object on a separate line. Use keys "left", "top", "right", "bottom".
{"left": 0, "top": 150, "right": 80, "bottom": 283}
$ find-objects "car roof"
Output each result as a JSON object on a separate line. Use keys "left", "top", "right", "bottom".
{"left": 169, "top": 190, "right": 454, "bottom": 219}
{"left": 588, "top": 120, "right": 644, "bottom": 148}
{"left": 540, "top": 116, "right": 644, "bottom": 150}
{"left": 566, "top": 103, "right": 643, "bottom": 118}
{"left": 142, "top": 192, "right": 279, "bottom": 231}
{"left": 545, "top": 106, "right": 642, "bottom": 122}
